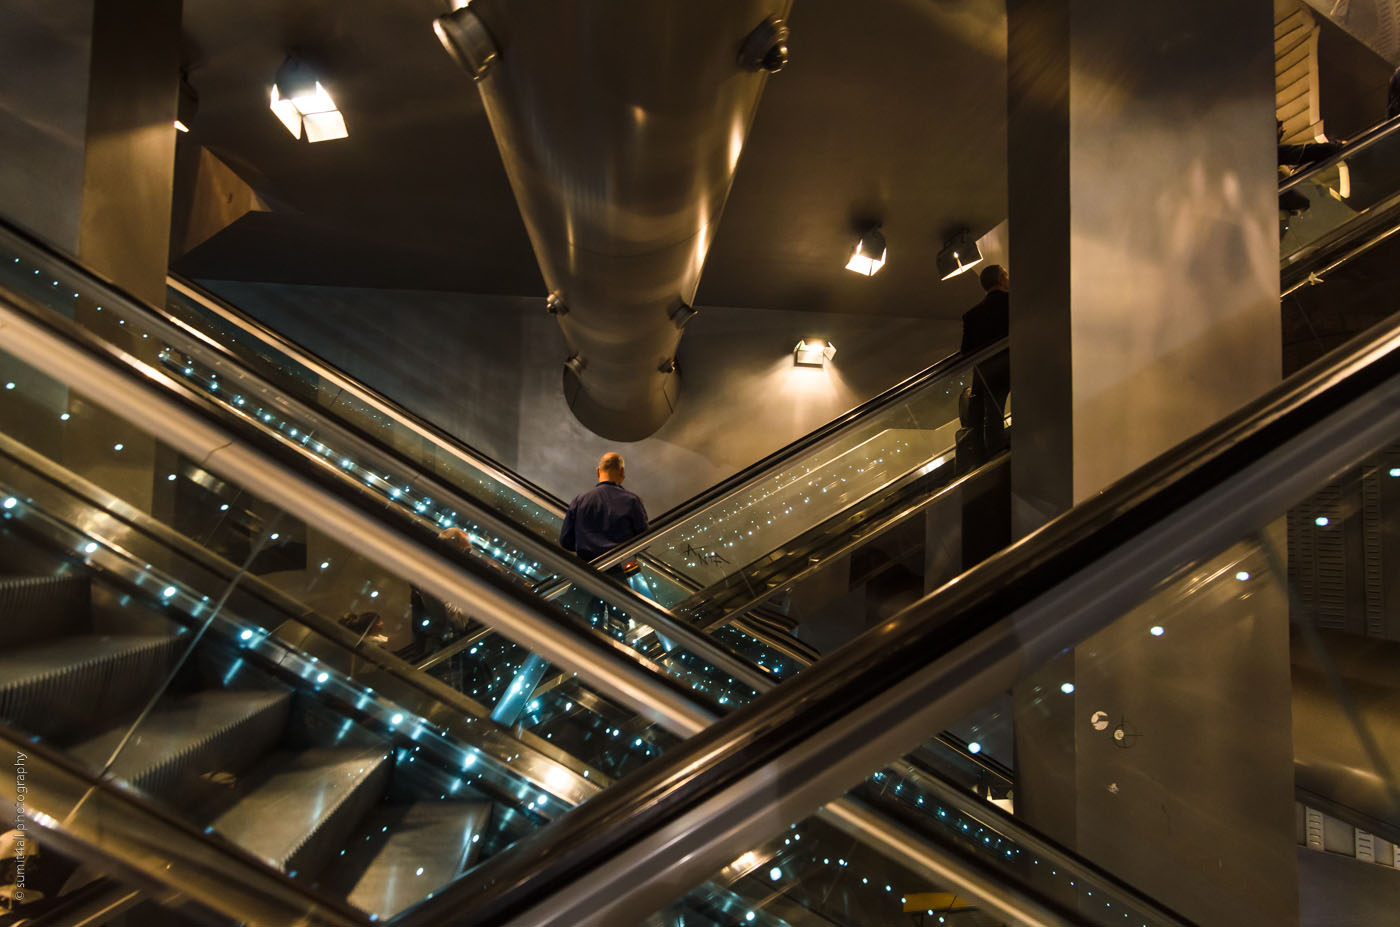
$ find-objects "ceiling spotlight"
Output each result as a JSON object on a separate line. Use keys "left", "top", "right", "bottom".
{"left": 174, "top": 73, "right": 198, "bottom": 133}
{"left": 845, "top": 227, "right": 886, "bottom": 276}
{"left": 794, "top": 339, "right": 836, "bottom": 367}
{"left": 937, "top": 229, "right": 983, "bottom": 280}
{"left": 270, "top": 58, "right": 348, "bottom": 142}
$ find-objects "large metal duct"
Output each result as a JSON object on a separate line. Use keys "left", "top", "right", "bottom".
{"left": 436, "top": 1, "right": 791, "bottom": 441}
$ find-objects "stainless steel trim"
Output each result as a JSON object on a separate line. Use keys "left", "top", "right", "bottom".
{"left": 1283, "top": 214, "right": 1400, "bottom": 297}
{"left": 0, "top": 297, "right": 716, "bottom": 739}
{"left": 685, "top": 453, "right": 1006, "bottom": 632}
{"left": 492, "top": 337, "right": 1400, "bottom": 926}
{"left": 155, "top": 278, "right": 775, "bottom": 697}
{"left": 816, "top": 801, "right": 1075, "bottom": 927}
{"left": 0, "top": 726, "right": 366, "bottom": 927}
{"left": 594, "top": 342, "right": 994, "bottom": 567}
{"left": 29, "top": 885, "right": 144, "bottom": 927}
{"left": 0, "top": 441, "right": 606, "bottom": 808}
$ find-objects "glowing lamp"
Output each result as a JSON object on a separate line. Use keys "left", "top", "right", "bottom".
{"left": 845, "top": 228, "right": 886, "bottom": 276}
{"left": 937, "top": 229, "right": 983, "bottom": 280}
{"left": 794, "top": 339, "right": 836, "bottom": 367}
{"left": 270, "top": 58, "right": 348, "bottom": 142}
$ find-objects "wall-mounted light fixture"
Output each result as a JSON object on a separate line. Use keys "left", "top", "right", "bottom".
{"left": 794, "top": 339, "right": 836, "bottom": 367}
{"left": 937, "top": 229, "right": 982, "bottom": 280}
{"left": 845, "top": 227, "right": 886, "bottom": 276}
{"left": 270, "top": 58, "right": 348, "bottom": 142}
{"left": 174, "top": 74, "right": 198, "bottom": 133}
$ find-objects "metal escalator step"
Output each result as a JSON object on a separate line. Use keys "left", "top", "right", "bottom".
{"left": 341, "top": 802, "right": 492, "bottom": 919}
{"left": 0, "top": 633, "right": 183, "bottom": 741}
{"left": 0, "top": 575, "right": 90, "bottom": 646}
{"left": 68, "top": 689, "right": 291, "bottom": 807}
{"left": 208, "top": 746, "right": 391, "bottom": 880}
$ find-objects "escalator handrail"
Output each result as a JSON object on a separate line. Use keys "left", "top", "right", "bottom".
{"left": 166, "top": 273, "right": 571, "bottom": 517}
{"left": 404, "top": 307, "right": 1400, "bottom": 925}
{"left": 0, "top": 219, "right": 773, "bottom": 702}
{"left": 1280, "top": 112, "right": 1400, "bottom": 194}
{"left": 590, "top": 339, "right": 1003, "bottom": 572}
{"left": 169, "top": 272, "right": 991, "bottom": 560}
{"left": 0, "top": 720, "right": 369, "bottom": 927}
{"left": 2, "top": 264, "right": 1127, "bottom": 927}
{"left": 0, "top": 427, "right": 612, "bottom": 801}
{"left": 0, "top": 278, "right": 721, "bottom": 742}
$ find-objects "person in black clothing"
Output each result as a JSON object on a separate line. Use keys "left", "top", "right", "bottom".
{"left": 561, "top": 452, "right": 649, "bottom": 635}
{"left": 959, "top": 264, "right": 1011, "bottom": 463}
{"left": 958, "top": 265, "right": 1013, "bottom": 573}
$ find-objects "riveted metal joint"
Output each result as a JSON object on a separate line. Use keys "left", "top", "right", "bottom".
{"left": 564, "top": 354, "right": 587, "bottom": 376}
{"left": 658, "top": 358, "right": 677, "bottom": 374}
{"left": 738, "top": 16, "right": 789, "bottom": 73}
{"left": 546, "top": 294, "right": 568, "bottom": 316}
{"left": 434, "top": 6, "right": 500, "bottom": 80}
{"left": 668, "top": 303, "right": 699, "bottom": 329}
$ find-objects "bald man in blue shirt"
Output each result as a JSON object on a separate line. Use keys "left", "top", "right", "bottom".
{"left": 560, "top": 452, "right": 648, "bottom": 562}
{"left": 561, "top": 452, "right": 648, "bottom": 635}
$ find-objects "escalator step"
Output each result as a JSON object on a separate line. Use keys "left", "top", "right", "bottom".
{"left": 0, "top": 633, "right": 183, "bottom": 741}
{"left": 68, "top": 689, "right": 292, "bottom": 808}
{"left": 339, "top": 801, "right": 492, "bottom": 919}
{"left": 0, "top": 575, "right": 90, "bottom": 647}
{"left": 206, "top": 745, "right": 392, "bottom": 880}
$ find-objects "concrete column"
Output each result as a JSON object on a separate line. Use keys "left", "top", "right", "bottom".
{"left": 1006, "top": 2, "right": 1297, "bottom": 924}
{"left": 0, "top": 0, "right": 180, "bottom": 306}
{"left": 1008, "top": 0, "right": 1283, "bottom": 524}
{"left": 78, "top": 0, "right": 182, "bottom": 306}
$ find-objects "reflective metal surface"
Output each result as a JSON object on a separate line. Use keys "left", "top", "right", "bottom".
{"left": 425, "top": 307, "right": 1400, "bottom": 924}
{"left": 441, "top": 0, "right": 791, "bottom": 439}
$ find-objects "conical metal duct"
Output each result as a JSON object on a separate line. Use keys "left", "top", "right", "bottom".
{"left": 436, "top": 1, "right": 791, "bottom": 440}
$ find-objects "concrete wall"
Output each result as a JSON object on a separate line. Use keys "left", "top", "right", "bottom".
{"left": 205, "top": 282, "right": 527, "bottom": 467}
{"left": 203, "top": 280, "right": 959, "bottom": 513}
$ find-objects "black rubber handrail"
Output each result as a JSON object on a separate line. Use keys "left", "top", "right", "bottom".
{"left": 0, "top": 268, "right": 721, "bottom": 731}
{"left": 1281, "top": 112, "right": 1400, "bottom": 193}
{"left": 397, "top": 301, "right": 1400, "bottom": 925}
{"left": 166, "top": 256, "right": 988, "bottom": 544}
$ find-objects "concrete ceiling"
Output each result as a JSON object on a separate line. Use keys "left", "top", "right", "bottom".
{"left": 174, "top": 0, "right": 1009, "bottom": 319}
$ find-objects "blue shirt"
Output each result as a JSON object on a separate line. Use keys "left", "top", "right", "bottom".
{"left": 560, "top": 481, "right": 649, "bottom": 562}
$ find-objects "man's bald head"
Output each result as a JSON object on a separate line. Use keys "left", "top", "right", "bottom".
{"left": 597, "top": 452, "right": 625, "bottom": 483}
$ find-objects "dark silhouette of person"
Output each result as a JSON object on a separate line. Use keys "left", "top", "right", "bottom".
{"left": 959, "top": 264, "right": 1011, "bottom": 462}
{"left": 561, "top": 452, "right": 649, "bottom": 635}
{"left": 957, "top": 265, "right": 1013, "bottom": 571}
{"left": 1277, "top": 119, "right": 1344, "bottom": 215}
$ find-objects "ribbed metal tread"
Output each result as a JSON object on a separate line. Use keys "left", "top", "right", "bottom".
{"left": 0, "top": 575, "right": 90, "bottom": 647}
{"left": 68, "top": 689, "right": 291, "bottom": 805}
{"left": 342, "top": 802, "right": 492, "bottom": 919}
{"left": 208, "top": 746, "right": 392, "bottom": 879}
{"left": 0, "top": 633, "right": 183, "bottom": 741}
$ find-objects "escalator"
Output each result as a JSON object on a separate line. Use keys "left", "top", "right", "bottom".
{"left": 1, "top": 217, "right": 1007, "bottom": 768}
{"left": 4, "top": 111, "right": 1400, "bottom": 924}
{"left": 0, "top": 222, "right": 1172, "bottom": 925}
{"left": 396, "top": 283, "right": 1400, "bottom": 927}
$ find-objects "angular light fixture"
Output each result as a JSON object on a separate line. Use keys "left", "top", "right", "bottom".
{"left": 845, "top": 227, "right": 886, "bottom": 276}
{"left": 270, "top": 58, "right": 348, "bottom": 142}
{"left": 794, "top": 339, "right": 836, "bottom": 367}
{"left": 937, "top": 229, "right": 982, "bottom": 280}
